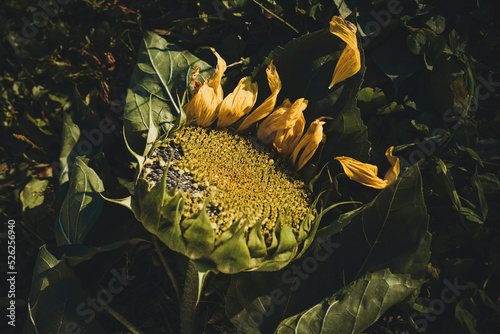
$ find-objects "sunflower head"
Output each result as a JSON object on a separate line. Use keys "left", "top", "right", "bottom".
{"left": 137, "top": 126, "right": 320, "bottom": 274}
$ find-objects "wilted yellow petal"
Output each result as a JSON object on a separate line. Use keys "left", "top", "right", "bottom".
{"left": 257, "top": 98, "right": 307, "bottom": 155}
{"left": 236, "top": 61, "right": 282, "bottom": 132}
{"left": 334, "top": 146, "right": 400, "bottom": 189}
{"left": 217, "top": 76, "right": 258, "bottom": 128}
{"left": 183, "top": 48, "right": 227, "bottom": 127}
{"left": 383, "top": 146, "right": 400, "bottom": 184}
{"left": 329, "top": 16, "right": 357, "bottom": 49}
{"left": 290, "top": 117, "right": 330, "bottom": 171}
{"left": 256, "top": 99, "right": 292, "bottom": 143}
{"left": 328, "top": 16, "right": 361, "bottom": 89}
{"left": 185, "top": 64, "right": 202, "bottom": 122}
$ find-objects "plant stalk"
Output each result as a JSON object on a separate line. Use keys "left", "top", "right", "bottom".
{"left": 99, "top": 302, "right": 144, "bottom": 334}
{"left": 153, "top": 236, "right": 182, "bottom": 302}
{"left": 180, "top": 261, "right": 200, "bottom": 334}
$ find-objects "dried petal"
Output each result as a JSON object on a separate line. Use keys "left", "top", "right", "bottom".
{"left": 290, "top": 117, "right": 329, "bottom": 171}
{"left": 335, "top": 146, "right": 400, "bottom": 189}
{"left": 217, "top": 76, "right": 258, "bottom": 128}
{"left": 257, "top": 98, "right": 307, "bottom": 155}
{"left": 183, "top": 48, "right": 227, "bottom": 127}
{"left": 236, "top": 61, "right": 282, "bottom": 132}
{"left": 328, "top": 16, "right": 361, "bottom": 89}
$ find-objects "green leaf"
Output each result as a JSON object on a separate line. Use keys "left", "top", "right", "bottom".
{"left": 435, "top": 158, "right": 462, "bottom": 211}
{"left": 56, "top": 157, "right": 105, "bottom": 245}
{"left": 25, "top": 245, "right": 107, "bottom": 334}
{"left": 124, "top": 31, "right": 214, "bottom": 154}
{"left": 411, "top": 119, "right": 430, "bottom": 135}
{"left": 426, "top": 36, "right": 446, "bottom": 60}
{"left": 333, "top": 0, "right": 353, "bottom": 19}
{"left": 455, "top": 297, "right": 480, "bottom": 334}
{"left": 372, "top": 35, "right": 422, "bottom": 94}
{"left": 318, "top": 163, "right": 431, "bottom": 279}
{"left": 425, "top": 14, "right": 446, "bottom": 34}
{"left": 357, "top": 87, "right": 387, "bottom": 112}
{"left": 20, "top": 177, "right": 51, "bottom": 224}
{"left": 58, "top": 112, "right": 80, "bottom": 186}
{"left": 275, "top": 269, "right": 423, "bottom": 334}
{"left": 324, "top": 98, "right": 371, "bottom": 163}
{"left": 377, "top": 101, "right": 405, "bottom": 115}
{"left": 434, "top": 159, "right": 487, "bottom": 224}
{"left": 407, "top": 32, "right": 427, "bottom": 55}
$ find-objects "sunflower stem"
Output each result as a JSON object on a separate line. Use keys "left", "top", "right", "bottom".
{"left": 153, "top": 236, "right": 182, "bottom": 302}
{"left": 99, "top": 302, "right": 144, "bottom": 334}
{"left": 180, "top": 261, "right": 201, "bottom": 334}
{"left": 251, "top": 0, "right": 299, "bottom": 33}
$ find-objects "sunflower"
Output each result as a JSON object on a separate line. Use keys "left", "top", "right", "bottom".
{"left": 120, "top": 15, "right": 364, "bottom": 275}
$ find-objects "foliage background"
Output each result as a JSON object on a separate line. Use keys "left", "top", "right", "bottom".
{"left": 1, "top": 0, "right": 499, "bottom": 333}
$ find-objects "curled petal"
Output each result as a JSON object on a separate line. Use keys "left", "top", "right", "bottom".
{"left": 217, "top": 76, "right": 258, "bottom": 128}
{"left": 237, "top": 61, "right": 282, "bottom": 132}
{"left": 383, "top": 146, "right": 400, "bottom": 184}
{"left": 334, "top": 146, "right": 400, "bottom": 189}
{"left": 328, "top": 16, "right": 361, "bottom": 89}
{"left": 183, "top": 48, "right": 227, "bottom": 127}
{"left": 185, "top": 64, "right": 202, "bottom": 122}
{"left": 190, "top": 64, "right": 202, "bottom": 94}
{"left": 257, "top": 98, "right": 307, "bottom": 155}
{"left": 329, "top": 16, "right": 357, "bottom": 49}
{"left": 290, "top": 117, "right": 330, "bottom": 171}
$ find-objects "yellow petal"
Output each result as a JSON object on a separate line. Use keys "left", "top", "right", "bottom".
{"left": 334, "top": 156, "right": 387, "bottom": 189}
{"left": 290, "top": 117, "right": 329, "bottom": 171}
{"left": 236, "top": 61, "right": 282, "bottom": 132}
{"left": 217, "top": 76, "right": 258, "bottom": 128}
{"left": 183, "top": 48, "right": 227, "bottom": 127}
{"left": 257, "top": 98, "right": 307, "bottom": 155}
{"left": 256, "top": 99, "right": 292, "bottom": 143}
{"left": 334, "top": 146, "right": 400, "bottom": 189}
{"left": 383, "top": 146, "right": 400, "bottom": 184}
{"left": 329, "top": 16, "right": 358, "bottom": 49}
{"left": 185, "top": 64, "right": 202, "bottom": 122}
{"left": 328, "top": 16, "right": 361, "bottom": 89}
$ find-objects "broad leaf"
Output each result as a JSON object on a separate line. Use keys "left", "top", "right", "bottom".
{"left": 275, "top": 269, "right": 423, "bottom": 334}
{"left": 56, "top": 157, "right": 104, "bottom": 245}
{"left": 124, "top": 31, "right": 214, "bottom": 154}
{"left": 321, "top": 163, "right": 431, "bottom": 280}
{"left": 25, "top": 245, "right": 107, "bottom": 334}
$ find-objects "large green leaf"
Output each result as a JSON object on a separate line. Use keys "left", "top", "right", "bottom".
{"left": 275, "top": 269, "right": 423, "bottom": 334}
{"left": 25, "top": 245, "right": 107, "bottom": 334}
{"left": 124, "top": 31, "right": 214, "bottom": 154}
{"left": 324, "top": 164, "right": 431, "bottom": 280}
{"left": 56, "top": 157, "right": 105, "bottom": 245}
